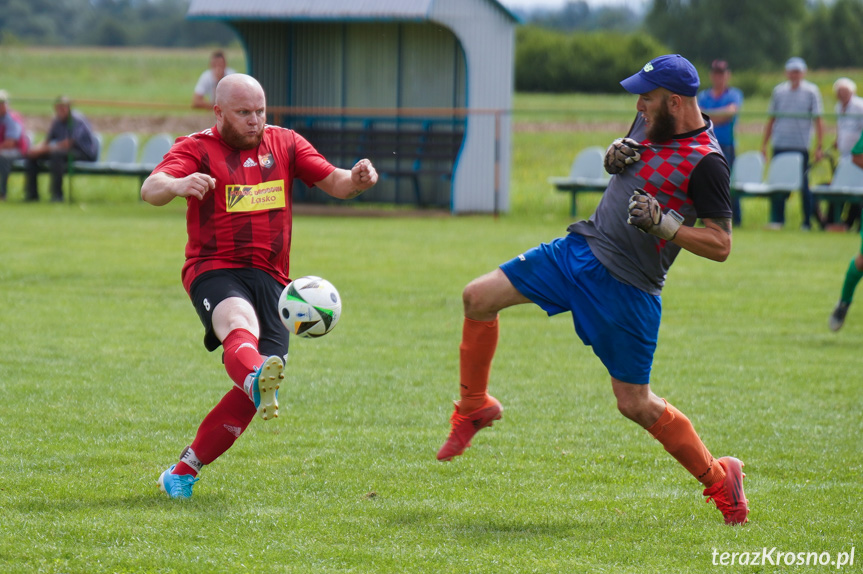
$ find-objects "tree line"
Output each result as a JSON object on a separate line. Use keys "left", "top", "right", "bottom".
{"left": 0, "top": 0, "right": 236, "bottom": 47}
{"left": 516, "top": 0, "right": 863, "bottom": 93}
{"left": 3, "top": 0, "right": 863, "bottom": 93}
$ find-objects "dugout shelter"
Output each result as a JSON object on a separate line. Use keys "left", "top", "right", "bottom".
{"left": 188, "top": 0, "right": 518, "bottom": 214}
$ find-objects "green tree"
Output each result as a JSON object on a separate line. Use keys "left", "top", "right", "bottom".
{"left": 92, "top": 16, "right": 130, "bottom": 46}
{"left": 802, "top": 0, "right": 863, "bottom": 68}
{"left": 515, "top": 26, "right": 668, "bottom": 92}
{"left": 645, "top": 0, "right": 806, "bottom": 71}
{"left": 0, "top": 0, "right": 92, "bottom": 45}
{"left": 0, "top": 0, "right": 237, "bottom": 47}
{"left": 530, "top": 0, "right": 642, "bottom": 33}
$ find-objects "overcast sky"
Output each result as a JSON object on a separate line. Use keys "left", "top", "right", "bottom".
{"left": 500, "top": 0, "right": 649, "bottom": 9}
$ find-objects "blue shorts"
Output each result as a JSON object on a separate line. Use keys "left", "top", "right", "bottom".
{"left": 499, "top": 233, "right": 660, "bottom": 384}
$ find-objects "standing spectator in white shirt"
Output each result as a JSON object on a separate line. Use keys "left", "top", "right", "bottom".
{"left": 192, "top": 51, "right": 236, "bottom": 110}
{"left": 824, "top": 77, "right": 863, "bottom": 230}
{"left": 832, "top": 77, "right": 863, "bottom": 159}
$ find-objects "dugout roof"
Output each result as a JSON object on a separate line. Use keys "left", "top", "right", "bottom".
{"left": 188, "top": 0, "right": 517, "bottom": 213}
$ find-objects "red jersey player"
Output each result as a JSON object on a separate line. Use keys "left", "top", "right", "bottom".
{"left": 142, "top": 74, "right": 378, "bottom": 499}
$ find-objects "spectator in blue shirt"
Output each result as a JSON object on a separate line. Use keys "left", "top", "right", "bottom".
{"left": 698, "top": 60, "right": 744, "bottom": 226}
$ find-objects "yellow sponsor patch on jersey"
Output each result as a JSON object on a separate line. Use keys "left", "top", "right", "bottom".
{"left": 226, "top": 179, "right": 286, "bottom": 212}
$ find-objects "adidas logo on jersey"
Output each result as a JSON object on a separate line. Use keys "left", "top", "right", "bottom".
{"left": 243, "top": 158, "right": 258, "bottom": 168}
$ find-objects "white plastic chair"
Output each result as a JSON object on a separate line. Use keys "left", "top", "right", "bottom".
{"left": 826, "top": 157, "right": 863, "bottom": 194}
{"left": 559, "top": 147, "right": 607, "bottom": 183}
{"left": 813, "top": 156, "right": 863, "bottom": 196}
{"left": 112, "top": 132, "right": 174, "bottom": 176}
{"left": 74, "top": 132, "right": 139, "bottom": 173}
{"left": 139, "top": 133, "right": 174, "bottom": 169}
{"left": 730, "top": 151, "right": 764, "bottom": 195}
{"left": 735, "top": 151, "right": 803, "bottom": 195}
{"left": 548, "top": 146, "right": 610, "bottom": 215}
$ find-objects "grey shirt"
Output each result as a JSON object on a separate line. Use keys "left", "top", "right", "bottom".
{"left": 568, "top": 114, "right": 730, "bottom": 295}
{"left": 768, "top": 80, "right": 823, "bottom": 150}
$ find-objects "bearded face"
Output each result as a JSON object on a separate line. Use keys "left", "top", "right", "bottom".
{"left": 646, "top": 96, "right": 677, "bottom": 143}
{"left": 220, "top": 115, "right": 264, "bottom": 150}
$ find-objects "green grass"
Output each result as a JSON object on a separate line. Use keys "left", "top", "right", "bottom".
{"left": 1, "top": 47, "right": 861, "bottom": 573}
{"left": 1, "top": 197, "right": 861, "bottom": 573}
{"left": 0, "top": 46, "right": 246, "bottom": 116}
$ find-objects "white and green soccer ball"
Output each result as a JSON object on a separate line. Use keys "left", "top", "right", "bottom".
{"left": 278, "top": 276, "right": 342, "bottom": 338}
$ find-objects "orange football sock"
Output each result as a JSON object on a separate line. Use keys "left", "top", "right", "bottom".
{"left": 458, "top": 316, "right": 499, "bottom": 414}
{"left": 647, "top": 400, "right": 726, "bottom": 488}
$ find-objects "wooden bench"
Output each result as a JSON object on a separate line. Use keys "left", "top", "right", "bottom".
{"left": 292, "top": 118, "right": 464, "bottom": 206}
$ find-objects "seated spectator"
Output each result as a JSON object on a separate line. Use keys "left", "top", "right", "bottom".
{"left": 0, "top": 89, "right": 29, "bottom": 201}
{"left": 192, "top": 50, "right": 236, "bottom": 109}
{"left": 25, "top": 96, "right": 99, "bottom": 202}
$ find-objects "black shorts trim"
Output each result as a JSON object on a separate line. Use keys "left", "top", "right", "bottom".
{"left": 189, "top": 268, "right": 290, "bottom": 356}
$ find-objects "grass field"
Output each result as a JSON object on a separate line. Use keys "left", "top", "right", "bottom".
{"left": 1, "top": 47, "right": 861, "bottom": 573}
{"left": 0, "top": 47, "right": 246, "bottom": 116}
{"left": 1, "top": 200, "right": 861, "bottom": 573}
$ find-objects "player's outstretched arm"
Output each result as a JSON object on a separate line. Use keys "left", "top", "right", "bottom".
{"left": 672, "top": 218, "right": 732, "bottom": 262}
{"left": 141, "top": 171, "right": 216, "bottom": 206}
{"left": 316, "top": 159, "right": 378, "bottom": 200}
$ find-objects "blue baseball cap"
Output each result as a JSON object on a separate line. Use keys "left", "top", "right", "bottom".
{"left": 620, "top": 54, "right": 700, "bottom": 97}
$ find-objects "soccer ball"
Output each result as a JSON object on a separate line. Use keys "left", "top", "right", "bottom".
{"left": 278, "top": 276, "right": 342, "bottom": 338}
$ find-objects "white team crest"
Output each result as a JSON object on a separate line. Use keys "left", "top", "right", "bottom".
{"left": 243, "top": 157, "right": 258, "bottom": 168}
{"left": 643, "top": 63, "right": 654, "bottom": 72}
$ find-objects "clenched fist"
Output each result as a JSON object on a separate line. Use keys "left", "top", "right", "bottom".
{"left": 604, "top": 137, "right": 642, "bottom": 175}
{"left": 627, "top": 188, "right": 684, "bottom": 240}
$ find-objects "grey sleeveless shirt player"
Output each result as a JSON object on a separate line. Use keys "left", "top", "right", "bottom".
{"left": 569, "top": 113, "right": 732, "bottom": 296}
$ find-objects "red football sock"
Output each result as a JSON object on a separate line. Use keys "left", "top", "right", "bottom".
{"left": 174, "top": 386, "right": 257, "bottom": 476}
{"left": 458, "top": 316, "right": 499, "bottom": 414}
{"left": 223, "top": 328, "right": 265, "bottom": 387}
{"left": 647, "top": 399, "right": 726, "bottom": 487}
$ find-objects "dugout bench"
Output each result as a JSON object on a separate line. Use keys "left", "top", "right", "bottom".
{"left": 9, "top": 132, "right": 173, "bottom": 203}
{"left": 286, "top": 116, "right": 465, "bottom": 207}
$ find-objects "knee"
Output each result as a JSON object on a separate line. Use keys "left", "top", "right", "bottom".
{"left": 616, "top": 395, "right": 645, "bottom": 423}
{"left": 212, "top": 297, "right": 259, "bottom": 340}
{"left": 462, "top": 280, "right": 494, "bottom": 319}
{"left": 613, "top": 386, "right": 657, "bottom": 427}
{"left": 49, "top": 153, "right": 66, "bottom": 170}
{"left": 224, "top": 315, "right": 255, "bottom": 334}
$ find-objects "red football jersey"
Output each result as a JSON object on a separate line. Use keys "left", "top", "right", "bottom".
{"left": 153, "top": 125, "right": 335, "bottom": 293}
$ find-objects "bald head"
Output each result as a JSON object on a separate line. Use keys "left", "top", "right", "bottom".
{"left": 214, "top": 73, "right": 265, "bottom": 107}
{"left": 214, "top": 74, "right": 267, "bottom": 150}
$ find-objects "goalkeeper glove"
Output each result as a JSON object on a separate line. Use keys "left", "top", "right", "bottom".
{"left": 604, "top": 138, "right": 642, "bottom": 174}
{"left": 627, "top": 188, "right": 684, "bottom": 240}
